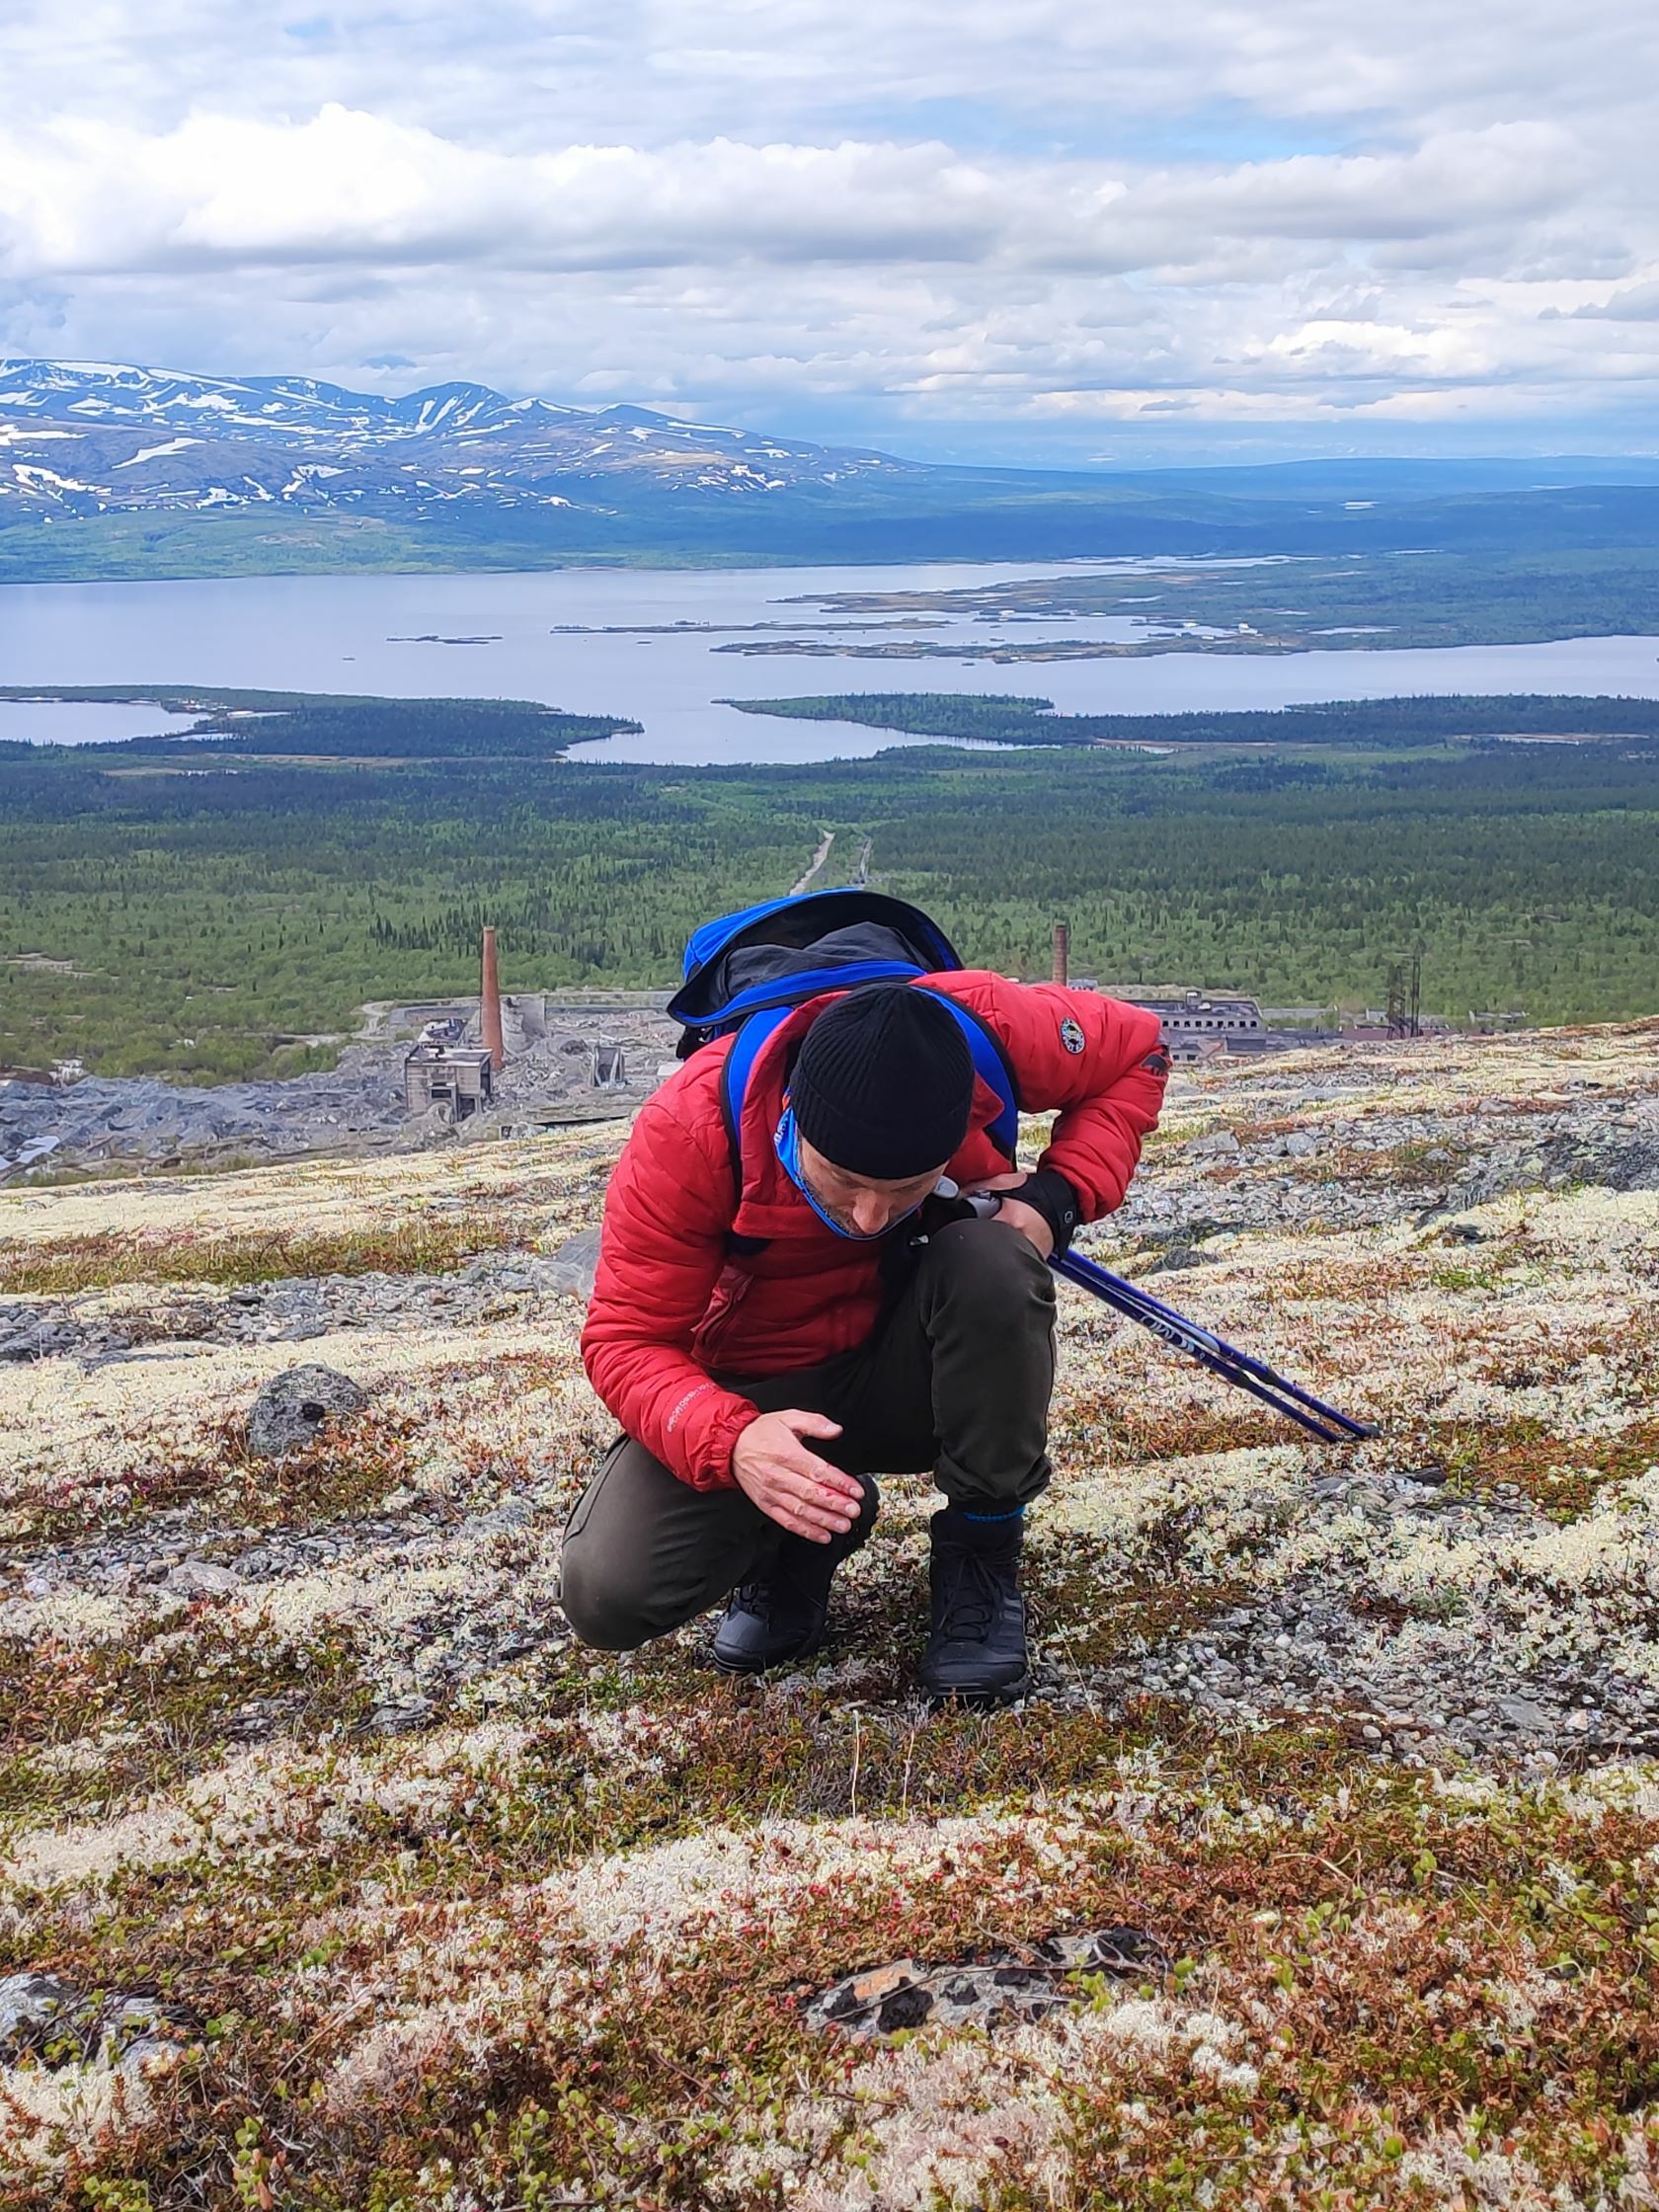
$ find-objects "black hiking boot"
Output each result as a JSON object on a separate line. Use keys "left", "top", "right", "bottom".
{"left": 919, "top": 1506, "right": 1031, "bottom": 1703}
{"left": 712, "top": 1475, "right": 880, "bottom": 1675}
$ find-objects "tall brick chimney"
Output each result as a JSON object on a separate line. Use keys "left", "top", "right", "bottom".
{"left": 1051, "top": 919, "right": 1070, "bottom": 988}
{"left": 480, "top": 926, "right": 505, "bottom": 1071}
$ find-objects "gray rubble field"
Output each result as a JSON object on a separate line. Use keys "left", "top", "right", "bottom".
{"left": 0, "top": 1008, "right": 676, "bottom": 1180}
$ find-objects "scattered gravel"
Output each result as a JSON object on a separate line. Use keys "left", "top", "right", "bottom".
{"left": 0, "top": 1242, "right": 597, "bottom": 1367}
{"left": 1027, "top": 1461, "right": 1659, "bottom": 1774}
{"left": 1112, "top": 1083, "right": 1659, "bottom": 1244}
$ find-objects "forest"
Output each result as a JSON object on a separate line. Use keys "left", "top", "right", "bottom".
{"left": 0, "top": 688, "right": 637, "bottom": 758}
{"left": 735, "top": 690, "right": 1659, "bottom": 747}
{"left": 4, "top": 693, "right": 1659, "bottom": 1078}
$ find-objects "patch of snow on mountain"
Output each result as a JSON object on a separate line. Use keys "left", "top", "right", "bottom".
{"left": 116, "top": 438, "right": 203, "bottom": 467}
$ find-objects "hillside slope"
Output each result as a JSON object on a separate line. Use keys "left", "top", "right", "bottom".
{"left": 2, "top": 1025, "right": 1658, "bottom": 2205}
{"left": 13, "top": 360, "right": 1659, "bottom": 579}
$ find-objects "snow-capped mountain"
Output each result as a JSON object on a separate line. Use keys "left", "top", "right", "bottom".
{"left": 0, "top": 360, "right": 915, "bottom": 518}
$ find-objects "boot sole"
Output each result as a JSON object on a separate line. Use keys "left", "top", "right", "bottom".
{"left": 711, "top": 1630, "right": 828, "bottom": 1678}
{"left": 919, "top": 1667, "right": 1034, "bottom": 1708}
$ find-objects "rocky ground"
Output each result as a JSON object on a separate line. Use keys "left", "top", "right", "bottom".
{"left": 0, "top": 1007, "right": 675, "bottom": 1181}
{"left": 1, "top": 1024, "right": 1658, "bottom": 2207}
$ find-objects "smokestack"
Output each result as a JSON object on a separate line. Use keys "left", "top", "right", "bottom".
{"left": 1052, "top": 919, "right": 1070, "bottom": 988}
{"left": 480, "top": 926, "right": 505, "bottom": 1070}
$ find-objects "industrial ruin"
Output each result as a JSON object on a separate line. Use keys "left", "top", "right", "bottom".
{"left": 1047, "top": 916, "right": 1435, "bottom": 1061}
{"left": 402, "top": 927, "right": 510, "bottom": 1123}
{"left": 398, "top": 926, "right": 667, "bottom": 1131}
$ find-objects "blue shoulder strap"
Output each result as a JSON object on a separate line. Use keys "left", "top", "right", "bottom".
{"left": 718, "top": 1002, "right": 794, "bottom": 1176}
{"left": 719, "top": 989, "right": 1020, "bottom": 1201}
{"left": 926, "top": 991, "right": 1021, "bottom": 1158}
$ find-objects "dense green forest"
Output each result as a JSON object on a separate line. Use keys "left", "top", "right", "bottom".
{"left": 5, "top": 693, "right": 1659, "bottom": 1078}
{"left": 0, "top": 688, "right": 636, "bottom": 758}
{"left": 735, "top": 690, "right": 1659, "bottom": 747}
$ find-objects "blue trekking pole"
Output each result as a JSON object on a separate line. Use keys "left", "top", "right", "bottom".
{"left": 1053, "top": 1248, "right": 1377, "bottom": 1444}
{"left": 963, "top": 1195, "right": 1377, "bottom": 1445}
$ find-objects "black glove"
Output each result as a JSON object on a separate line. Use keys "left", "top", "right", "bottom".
{"left": 1000, "top": 1166, "right": 1081, "bottom": 1253}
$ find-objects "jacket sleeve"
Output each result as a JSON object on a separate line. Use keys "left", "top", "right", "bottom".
{"left": 968, "top": 977, "right": 1168, "bottom": 1220}
{"left": 580, "top": 1094, "right": 760, "bottom": 1491}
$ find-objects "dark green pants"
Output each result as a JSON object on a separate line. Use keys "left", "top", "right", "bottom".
{"left": 559, "top": 1219, "right": 1057, "bottom": 1651}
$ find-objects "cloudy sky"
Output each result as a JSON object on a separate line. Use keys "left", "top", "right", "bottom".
{"left": 2, "top": 0, "right": 1656, "bottom": 464}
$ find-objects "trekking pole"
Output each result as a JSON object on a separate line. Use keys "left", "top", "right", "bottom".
{"left": 1053, "top": 1249, "right": 1377, "bottom": 1443}
{"left": 960, "top": 1194, "right": 1377, "bottom": 1444}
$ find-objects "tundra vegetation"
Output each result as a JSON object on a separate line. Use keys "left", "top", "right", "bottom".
{"left": 4, "top": 696, "right": 1659, "bottom": 1077}
{"left": 2, "top": 1025, "right": 1658, "bottom": 2206}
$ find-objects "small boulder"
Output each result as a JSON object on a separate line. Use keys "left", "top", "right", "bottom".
{"left": 247, "top": 1363, "right": 367, "bottom": 1460}
{"left": 165, "top": 1559, "right": 243, "bottom": 1598}
{"left": 542, "top": 1224, "right": 601, "bottom": 1300}
{"left": 1189, "top": 1129, "right": 1242, "bottom": 1158}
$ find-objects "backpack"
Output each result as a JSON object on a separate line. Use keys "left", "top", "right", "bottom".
{"left": 666, "top": 887, "right": 1021, "bottom": 1181}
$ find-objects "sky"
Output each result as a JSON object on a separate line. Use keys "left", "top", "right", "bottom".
{"left": 2, "top": 0, "right": 1657, "bottom": 467}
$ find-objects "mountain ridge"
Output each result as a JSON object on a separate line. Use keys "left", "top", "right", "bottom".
{"left": 10, "top": 357, "right": 1659, "bottom": 579}
{"left": 0, "top": 357, "right": 917, "bottom": 521}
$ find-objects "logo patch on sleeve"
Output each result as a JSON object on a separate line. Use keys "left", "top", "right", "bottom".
{"left": 1060, "top": 1016, "right": 1086, "bottom": 1055}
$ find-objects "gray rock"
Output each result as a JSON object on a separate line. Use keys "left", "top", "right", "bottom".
{"left": 806, "top": 1928, "right": 1159, "bottom": 2039}
{"left": 363, "top": 1694, "right": 436, "bottom": 1735}
{"left": 544, "top": 1224, "right": 602, "bottom": 1299}
{"left": 247, "top": 1363, "right": 367, "bottom": 1459}
{"left": 1495, "top": 1696, "right": 1549, "bottom": 1730}
{"left": 1141, "top": 1243, "right": 1220, "bottom": 1278}
{"left": 0, "top": 1973, "right": 195, "bottom": 2073}
{"left": 1188, "top": 1129, "right": 1242, "bottom": 1158}
{"left": 165, "top": 1559, "right": 243, "bottom": 1597}
{"left": 0, "top": 1973, "right": 81, "bottom": 2058}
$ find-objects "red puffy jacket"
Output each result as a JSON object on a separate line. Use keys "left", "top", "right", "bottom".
{"left": 581, "top": 973, "right": 1166, "bottom": 1490}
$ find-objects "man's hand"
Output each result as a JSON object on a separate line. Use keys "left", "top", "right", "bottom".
{"left": 962, "top": 1171, "right": 1057, "bottom": 1259}
{"left": 732, "top": 1410, "right": 865, "bottom": 1541}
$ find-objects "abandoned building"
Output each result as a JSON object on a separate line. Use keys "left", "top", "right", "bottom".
{"left": 403, "top": 1019, "right": 496, "bottom": 1121}
{"left": 1126, "top": 988, "right": 1267, "bottom": 1038}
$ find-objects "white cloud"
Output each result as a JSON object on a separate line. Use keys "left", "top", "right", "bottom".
{"left": 0, "top": 0, "right": 1657, "bottom": 456}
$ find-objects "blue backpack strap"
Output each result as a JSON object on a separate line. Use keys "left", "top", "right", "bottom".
{"left": 718, "top": 989, "right": 1021, "bottom": 1206}
{"left": 921, "top": 991, "right": 1021, "bottom": 1159}
{"left": 719, "top": 1004, "right": 794, "bottom": 1196}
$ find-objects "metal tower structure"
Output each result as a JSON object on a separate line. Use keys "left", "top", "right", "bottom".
{"left": 1384, "top": 953, "right": 1422, "bottom": 1039}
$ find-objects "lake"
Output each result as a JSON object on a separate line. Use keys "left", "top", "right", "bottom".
{"left": 4, "top": 560, "right": 1659, "bottom": 762}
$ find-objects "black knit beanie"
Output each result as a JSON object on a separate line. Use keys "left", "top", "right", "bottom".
{"left": 790, "top": 985, "right": 975, "bottom": 1178}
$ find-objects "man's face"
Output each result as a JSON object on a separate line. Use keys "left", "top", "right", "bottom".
{"left": 796, "top": 1135, "right": 947, "bottom": 1238}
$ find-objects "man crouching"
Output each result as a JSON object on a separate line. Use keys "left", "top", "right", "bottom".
{"left": 560, "top": 976, "right": 1166, "bottom": 1701}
